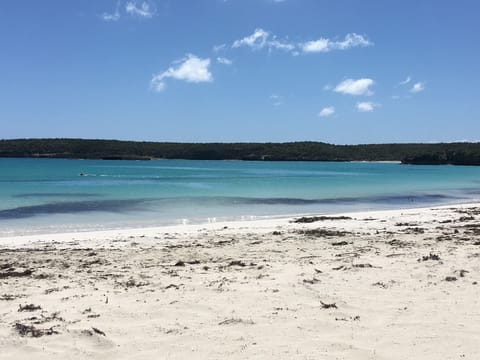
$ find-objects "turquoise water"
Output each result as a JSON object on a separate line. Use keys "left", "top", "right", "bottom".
{"left": 1, "top": 158, "right": 480, "bottom": 235}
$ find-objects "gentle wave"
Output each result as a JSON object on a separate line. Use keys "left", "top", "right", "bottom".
{"left": 0, "top": 193, "right": 460, "bottom": 220}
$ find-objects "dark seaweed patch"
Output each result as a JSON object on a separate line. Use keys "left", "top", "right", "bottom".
{"left": 293, "top": 216, "right": 352, "bottom": 223}
{"left": 0, "top": 199, "right": 149, "bottom": 220}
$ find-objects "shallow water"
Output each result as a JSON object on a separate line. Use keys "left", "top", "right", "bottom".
{"left": 1, "top": 158, "right": 480, "bottom": 235}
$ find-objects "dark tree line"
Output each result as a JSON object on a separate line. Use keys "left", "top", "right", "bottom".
{"left": 1, "top": 138, "right": 480, "bottom": 165}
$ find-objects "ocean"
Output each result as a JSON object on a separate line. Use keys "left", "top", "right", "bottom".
{"left": 1, "top": 158, "right": 480, "bottom": 236}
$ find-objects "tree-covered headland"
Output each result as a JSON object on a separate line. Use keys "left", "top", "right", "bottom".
{"left": 1, "top": 138, "right": 480, "bottom": 165}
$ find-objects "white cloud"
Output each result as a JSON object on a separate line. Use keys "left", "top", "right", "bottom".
{"left": 399, "top": 76, "right": 411, "bottom": 85}
{"left": 302, "top": 38, "right": 329, "bottom": 53}
{"left": 334, "top": 78, "right": 374, "bottom": 96}
{"left": 410, "top": 82, "right": 425, "bottom": 93}
{"left": 217, "top": 57, "right": 232, "bottom": 65}
{"left": 233, "top": 28, "right": 269, "bottom": 49}
{"left": 151, "top": 80, "right": 166, "bottom": 92}
{"left": 151, "top": 54, "right": 213, "bottom": 92}
{"left": 102, "top": 1, "right": 155, "bottom": 21}
{"left": 213, "top": 44, "right": 226, "bottom": 53}
{"left": 335, "top": 33, "right": 372, "bottom": 50}
{"left": 356, "top": 101, "right": 378, "bottom": 112}
{"left": 270, "top": 94, "right": 283, "bottom": 106}
{"left": 125, "top": 1, "right": 155, "bottom": 18}
{"left": 232, "top": 28, "right": 294, "bottom": 52}
{"left": 101, "top": 11, "right": 120, "bottom": 22}
{"left": 301, "top": 33, "right": 372, "bottom": 53}
{"left": 318, "top": 106, "right": 335, "bottom": 117}
{"left": 268, "top": 39, "right": 295, "bottom": 51}
{"left": 231, "top": 29, "right": 371, "bottom": 56}
{"left": 101, "top": 2, "right": 121, "bottom": 21}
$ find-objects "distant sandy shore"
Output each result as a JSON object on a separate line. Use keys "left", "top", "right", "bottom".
{"left": 1, "top": 204, "right": 479, "bottom": 359}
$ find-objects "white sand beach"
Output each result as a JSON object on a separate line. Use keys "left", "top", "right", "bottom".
{"left": 1, "top": 204, "right": 479, "bottom": 359}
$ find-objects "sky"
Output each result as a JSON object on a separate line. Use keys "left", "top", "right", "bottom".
{"left": 1, "top": 0, "right": 479, "bottom": 144}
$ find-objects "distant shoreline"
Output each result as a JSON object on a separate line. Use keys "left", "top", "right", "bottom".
{"left": 2, "top": 138, "right": 480, "bottom": 165}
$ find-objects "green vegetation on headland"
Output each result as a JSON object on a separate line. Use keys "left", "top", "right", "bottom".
{"left": 1, "top": 138, "right": 480, "bottom": 165}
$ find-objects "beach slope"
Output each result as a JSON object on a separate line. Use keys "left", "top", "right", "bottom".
{"left": 1, "top": 205, "right": 479, "bottom": 359}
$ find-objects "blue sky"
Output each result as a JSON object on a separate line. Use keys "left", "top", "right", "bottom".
{"left": 1, "top": 0, "right": 479, "bottom": 144}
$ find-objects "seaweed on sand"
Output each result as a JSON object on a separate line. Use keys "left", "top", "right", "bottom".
{"left": 293, "top": 216, "right": 352, "bottom": 223}
{"left": 14, "top": 323, "right": 58, "bottom": 337}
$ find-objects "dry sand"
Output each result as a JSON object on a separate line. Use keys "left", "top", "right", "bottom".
{"left": 1, "top": 204, "right": 479, "bottom": 359}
